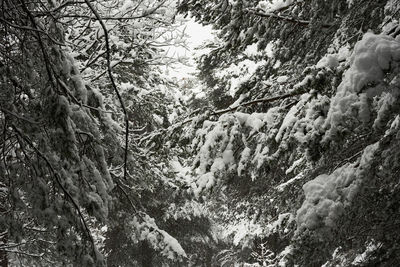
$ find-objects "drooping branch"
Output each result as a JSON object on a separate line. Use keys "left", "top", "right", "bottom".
{"left": 247, "top": 8, "right": 333, "bottom": 29}
{"left": 11, "top": 125, "right": 96, "bottom": 253}
{"left": 84, "top": 0, "right": 129, "bottom": 181}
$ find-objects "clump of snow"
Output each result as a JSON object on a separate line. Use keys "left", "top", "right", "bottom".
{"left": 324, "top": 32, "right": 400, "bottom": 139}
{"left": 296, "top": 142, "right": 380, "bottom": 230}
{"left": 316, "top": 54, "right": 339, "bottom": 70}
{"left": 296, "top": 167, "right": 352, "bottom": 230}
{"left": 385, "top": 115, "right": 400, "bottom": 136}
{"left": 191, "top": 118, "right": 229, "bottom": 196}
{"left": 120, "top": 82, "right": 135, "bottom": 92}
{"left": 170, "top": 156, "right": 191, "bottom": 180}
{"left": 244, "top": 43, "right": 260, "bottom": 57}
{"left": 266, "top": 213, "right": 294, "bottom": 233}
{"left": 130, "top": 215, "right": 187, "bottom": 260}
{"left": 194, "top": 172, "right": 215, "bottom": 197}
{"left": 277, "top": 245, "right": 294, "bottom": 267}
{"left": 276, "top": 75, "right": 289, "bottom": 83}
{"left": 275, "top": 104, "right": 299, "bottom": 142}
{"left": 235, "top": 112, "right": 267, "bottom": 133}
{"left": 159, "top": 229, "right": 187, "bottom": 259}
{"left": 352, "top": 241, "right": 382, "bottom": 265}
{"left": 153, "top": 113, "right": 164, "bottom": 124}
{"left": 221, "top": 218, "right": 263, "bottom": 246}
{"left": 215, "top": 59, "right": 266, "bottom": 96}
{"left": 373, "top": 89, "right": 399, "bottom": 130}
{"left": 276, "top": 172, "right": 305, "bottom": 192}
{"left": 257, "top": 0, "right": 294, "bottom": 13}
{"left": 285, "top": 157, "right": 304, "bottom": 175}
{"left": 337, "top": 45, "right": 351, "bottom": 62}
{"left": 275, "top": 93, "right": 314, "bottom": 142}
{"left": 238, "top": 147, "right": 251, "bottom": 176}
{"left": 346, "top": 0, "right": 355, "bottom": 8}
{"left": 193, "top": 121, "right": 229, "bottom": 174}
{"left": 251, "top": 144, "right": 270, "bottom": 171}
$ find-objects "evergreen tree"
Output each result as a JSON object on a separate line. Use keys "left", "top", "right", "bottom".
{"left": 0, "top": 0, "right": 198, "bottom": 265}
{"left": 178, "top": 0, "right": 400, "bottom": 265}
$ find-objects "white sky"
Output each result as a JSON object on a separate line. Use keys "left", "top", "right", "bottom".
{"left": 163, "top": 18, "right": 214, "bottom": 79}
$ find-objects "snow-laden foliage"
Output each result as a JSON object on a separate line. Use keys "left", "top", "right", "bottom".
{"left": 177, "top": 0, "right": 400, "bottom": 265}
{"left": 0, "top": 0, "right": 209, "bottom": 266}
{"left": 3, "top": 0, "right": 400, "bottom": 266}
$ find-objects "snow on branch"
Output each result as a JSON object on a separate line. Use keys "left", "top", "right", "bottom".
{"left": 247, "top": 8, "right": 333, "bottom": 29}
{"left": 181, "top": 90, "right": 304, "bottom": 125}
{"left": 212, "top": 90, "right": 304, "bottom": 116}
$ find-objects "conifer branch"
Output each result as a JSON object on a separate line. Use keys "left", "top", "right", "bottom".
{"left": 181, "top": 90, "right": 304, "bottom": 125}
{"left": 212, "top": 90, "right": 304, "bottom": 116}
{"left": 247, "top": 8, "right": 333, "bottom": 29}
{"left": 11, "top": 125, "right": 96, "bottom": 254}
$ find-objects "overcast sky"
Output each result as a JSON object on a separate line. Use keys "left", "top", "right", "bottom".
{"left": 163, "top": 18, "right": 214, "bottom": 79}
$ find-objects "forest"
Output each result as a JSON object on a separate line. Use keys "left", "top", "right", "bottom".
{"left": 1, "top": 0, "right": 400, "bottom": 266}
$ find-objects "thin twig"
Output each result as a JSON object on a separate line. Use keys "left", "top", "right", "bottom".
{"left": 0, "top": 17, "right": 65, "bottom": 46}
{"left": 3, "top": 249, "right": 44, "bottom": 258}
{"left": 0, "top": 107, "right": 39, "bottom": 124}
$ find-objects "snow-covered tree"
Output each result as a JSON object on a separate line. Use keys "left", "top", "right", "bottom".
{"left": 0, "top": 0, "right": 199, "bottom": 265}
{"left": 178, "top": 0, "right": 400, "bottom": 265}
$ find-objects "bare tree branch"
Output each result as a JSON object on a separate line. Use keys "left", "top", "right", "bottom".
{"left": 0, "top": 17, "right": 65, "bottom": 46}
{"left": 83, "top": 0, "right": 130, "bottom": 181}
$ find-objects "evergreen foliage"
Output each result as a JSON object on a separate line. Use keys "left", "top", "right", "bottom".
{"left": 2, "top": 0, "right": 400, "bottom": 266}
{"left": 176, "top": 0, "right": 400, "bottom": 265}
